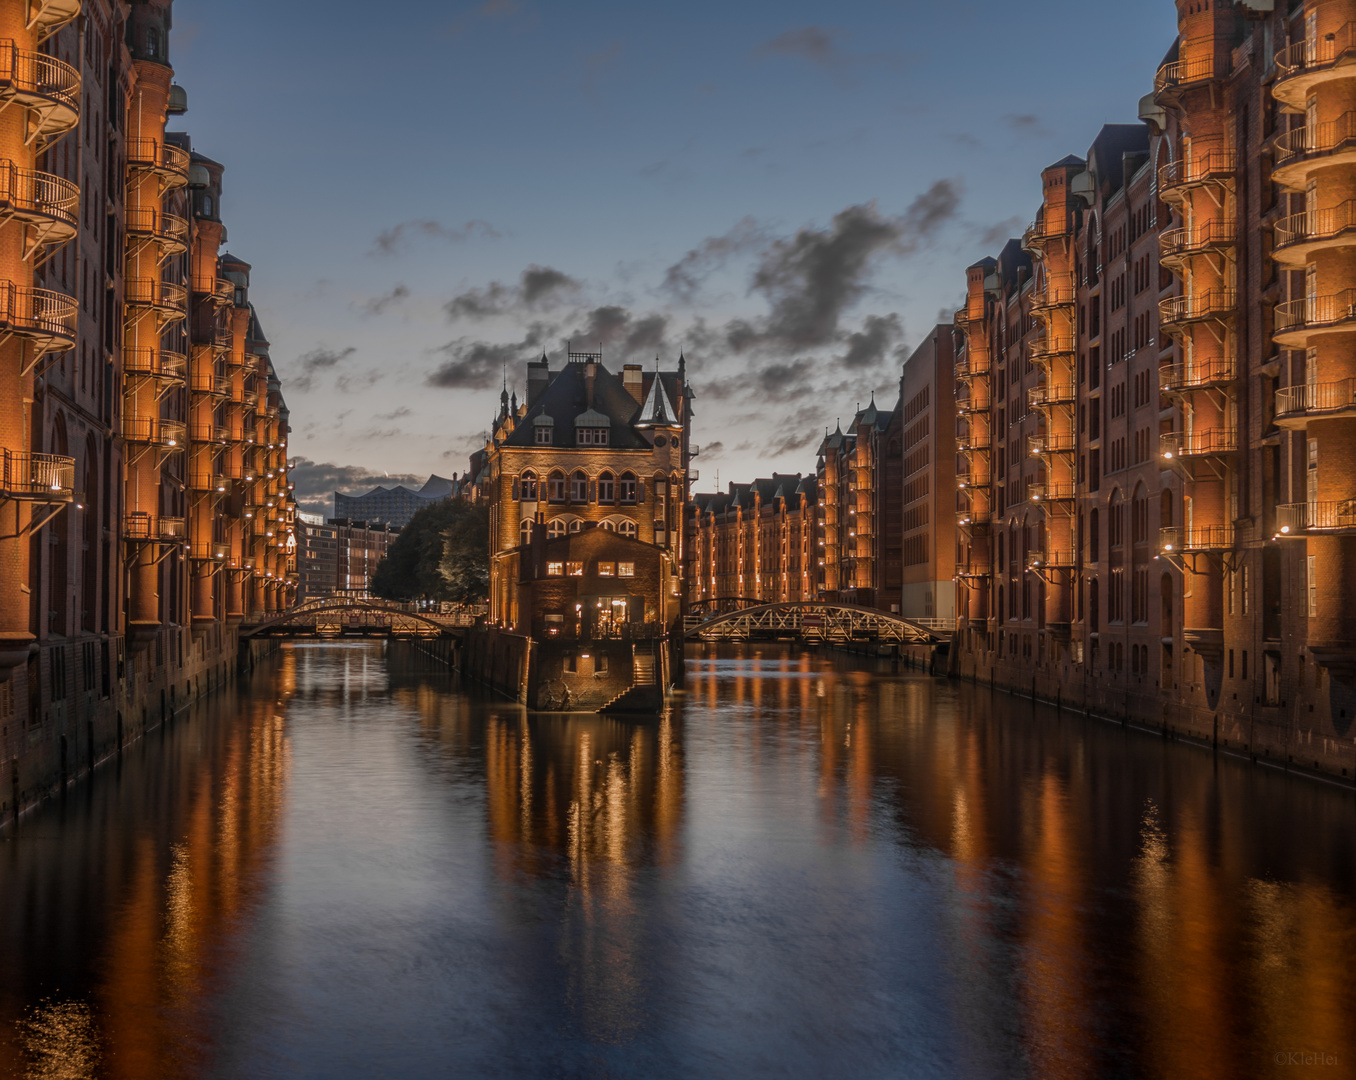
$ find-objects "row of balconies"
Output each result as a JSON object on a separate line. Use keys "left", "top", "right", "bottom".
{"left": 0, "top": 40, "right": 80, "bottom": 145}
{"left": 0, "top": 448, "right": 74, "bottom": 502}
{"left": 127, "top": 138, "right": 190, "bottom": 189}
{"left": 1273, "top": 112, "right": 1356, "bottom": 190}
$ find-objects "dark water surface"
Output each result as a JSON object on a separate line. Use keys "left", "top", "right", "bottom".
{"left": 1, "top": 642, "right": 1354, "bottom": 1079}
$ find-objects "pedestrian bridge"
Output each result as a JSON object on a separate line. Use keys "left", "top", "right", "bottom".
{"left": 683, "top": 602, "right": 953, "bottom": 646}
{"left": 241, "top": 596, "right": 476, "bottom": 639}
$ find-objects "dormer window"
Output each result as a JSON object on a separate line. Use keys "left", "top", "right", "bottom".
{"left": 535, "top": 426, "right": 552, "bottom": 445}
{"left": 533, "top": 415, "right": 554, "bottom": 444}
{"left": 578, "top": 427, "right": 609, "bottom": 446}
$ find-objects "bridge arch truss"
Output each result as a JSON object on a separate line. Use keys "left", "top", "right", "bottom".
{"left": 684, "top": 602, "right": 951, "bottom": 646}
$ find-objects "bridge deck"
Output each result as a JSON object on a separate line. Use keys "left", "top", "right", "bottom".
{"left": 684, "top": 602, "right": 953, "bottom": 646}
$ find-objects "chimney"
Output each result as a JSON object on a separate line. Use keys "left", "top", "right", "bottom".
{"left": 527, "top": 358, "right": 549, "bottom": 406}
{"left": 623, "top": 364, "right": 644, "bottom": 403}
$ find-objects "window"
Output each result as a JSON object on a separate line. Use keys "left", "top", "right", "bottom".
{"left": 598, "top": 562, "right": 616, "bottom": 576}
{"left": 547, "top": 519, "right": 567, "bottom": 538}
{"left": 203, "top": 194, "right": 213, "bottom": 217}
{"left": 520, "top": 472, "right": 538, "bottom": 501}
{"left": 147, "top": 26, "right": 160, "bottom": 58}
{"left": 546, "top": 561, "right": 564, "bottom": 576}
{"left": 1308, "top": 554, "right": 1318, "bottom": 616}
{"left": 567, "top": 561, "right": 584, "bottom": 576}
{"left": 598, "top": 472, "right": 615, "bottom": 503}
{"left": 618, "top": 562, "right": 635, "bottom": 577}
{"left": 578, "top": 428, "right": 609, "bottom": 446}
{"left": 599, "top": 519, "right": 616, "bottom": 532}
{"left": 548, "top": 471, "right": 566, "bottom": 501}
{"left": 568, "top": 519, "right": 583, "bottom": 533}
{"left": 535, "top": 425, "right": 552, "bottom": 445}
{"left": 571, "top": 471, "right": 588, "bottom": 502}
{"left": 619, "top": 472, "right": 637, "bottom": 503}
{"left": 519, "top": 518, "right": 532, "bottom": 545}
{"left": 619, "top": 520, "right": 637, "bottom": 539}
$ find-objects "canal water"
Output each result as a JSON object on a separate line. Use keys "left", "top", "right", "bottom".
{"left": 0, "top": 642, "right": 1353, "bottom": 1080}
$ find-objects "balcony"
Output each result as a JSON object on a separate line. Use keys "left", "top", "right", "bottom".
{"left": 189, "top": 369, "right": 231, "bottom": 396}
{"left": 1160, "top": 356, "right": 1236, "bottom": 395}
{"left": 190, "top": 541, "right": 230, "bottom": 561}
{"left": 1274, "top": 201, "right": 1356, "bottom": 266}
{"left": 125, "top": 279, "right": 187, "bottom": 323}
{"left": 27, "top": 0, "right": 83, "bottom": 43}
{"left": 1160, "top": 429, "right": 1237, "bottom": 461}
{"left": 213, "top": 277, "right": 236, "bottom": 306}
{"left": 1275, "top": 501, "right": 1356, "bottom": 535}
{"left": 1027, "top": 382, "right": 1076, "bottom": 410}
{"left": 0, "top": 449, "right": 74, "bottom": 502}
{"left": 125, "top": 138, "right": 190, "bottom": 189}
{"left": 1274, "top": 113, "right": 1356, "bottom": 190}
{"left": 957, "top": 506, "right": 991, "bottom": 530}
{"left": 1029, "top": 481, "right": 1077, "bottom": 504}
{"left": 1157, "top": 149, "right": 1237, "bottom": 205}
{"left": 1030, "top": 286, "right": 1076, "bottom": 324}
{"left": 956, "top": 429, "right": 990, "bottom": 454}
{"left": 189, "top": 422, "right": 230, "bottom": 445}
{"left": 1159, "top": 524, "right": 1235, "bottom": 553}
{"left": 1274, "top": 379, "right": 1356, "bottom": 427}
{"left": 124, "top": 513, "right": 186, "bottom": 543}
{"left": 125, "top": 207, "right": 189, "bottom": 257}
{"left": 0, "top": 41, "right": 79, "bottom": 145}
{"left": 1274, "top": 289, "right": 1356, "bottom": 347}
{"left": 1274, "top": 24, "right": 1356, "bottom": 111}
{"left": 122, "top": 416, "right": 185, "bottom": 449}
{"left": 1028, "top": 432, "right": 1076, "bottom": 457}
{"left": 124, "top": 346, "right": 186, "bottom": 381}
{"left": 956, "top": 467, "right": 991, "bottom": 490}
{"left": 189, "top": 472, "right": 232, "bottom": 494}
{"left": 0, "top": 160, "right": 77, "bottom": 251}
{"left": 1022, "top": 214, "right": 1066, "bottom": 254}
{"left": 955, "top": 354, "right": 990, "bottom": 380}
{"left": 1028, "top": 334, "right": 1076, "bottom": 364}
{"left": 956, "top": 391, "right": 990, "bottom": 415}
{"left": 1154, "top": 52, "right": 1227, "bottom": 104}
{"left": 0, "top": 281, "right": 75, "bottom": 354}
{"left": 1158, "top": 220, "right": 1237, "bottom": 269}
{"left": 1159, "top": 290, "right": 1237, "bottom": 335}
{"left": 1026, "top": 548, "right": 1075, "bottom": 572}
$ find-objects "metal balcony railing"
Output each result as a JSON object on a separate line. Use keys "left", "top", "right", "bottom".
{"left": 1027, "top": 382, "right": 1076, "bottom": 409}
{"left": 0, "top": 41, "right": 79, "bottom": 141}
{"left": 122, "top": 416, "right": 185, "bottom": 447}
{"left": 0, "top": 449, "right": 74, "bottom": 500}
{"left": 957, "top": 506, "right": 991, "bottom": 528}
{"left": 0, "top": 281, "right": 76, "bottom": 353}
{"left": 1274, "top": 113, "right": 1356, "bottom": 167}
{"left": 188, "top": 369, "right": 231, "bottom": 396}
{"left": 1276, "top": 23, "right": 1356, "bottom": 79}
{"left": 1159, "top": 524, "right": 1234, "bottom": 552}
{"left": 1276, "top": 290, "right": 1356, "bottom": 338}
{"left": 1159, "top": 289, "right": 1238, "bottom": 328}
{"left": 956, "top": 468, "right": 991, "bottom": 489}
{"left": 1154, "top": 50, "right": 1227, "bottom": 95}
{"left": 955, "top": 354, "right": 990, "bottom": 379}
{"left": 956, "top": 392, "right": 991, "bottom": 414}
{"left": 1031, "top": 284, "right": 1076, "bottom": 313}
{"left": 1160, "top": 356, "right": 1236, "bottom": 393}
{"left": 1276, "top": 501, "right": 1356, "bottom": 534}
{"left": 1029, "top": 334, "right": 1076, "bottom": 363}
{"left": 1028, "top": 432, "right": 1076, "bottom": 456}
{"left": 1275, "top": 200, "right": 1356, "bottom": 254}
{"left": 1159, "top": 220, "right": 1238, "bottom": 261}
{"left": 1160, "top": 429, "right": 1237, "bottom": 459}
{"left": 1029, "top": 481, "right": 1077, "bottom": 503}
{"left": 1026, "top": 548, "right": 1075, "bottom": 571}
{"left": 189, "top": 541, "right": 230, "bottom": 561}
{"left": 124, "top": 347, "right": 187, "bottom": 379}
{"left": 189, "top": 473, "right": 232, "bottom": 493}
{"left": 125, "top": 278, "right": 188, "bottom": 313}
{"left": 1275, "top": 379, "right": 1356, "bottom": 418}
{"left": 0, "top": 159, "right": 77, "bottom": 244}
{"left": 125, "top": 138, "right": 191, "bottom": 184}
{"left": 125, "top": 207, "right": 189, "bottom": 253}
{"left": 123, "top": 513, "right": 186, "bottom": 542}
{"left": 1157, "top": 149, "right": 1236, "bottom": 197}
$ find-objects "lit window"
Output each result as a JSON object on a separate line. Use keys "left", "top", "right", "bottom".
{"left": 520, "top": 472, "right": 538, "bottom": 500}
{"left": 618, "top": 562, "right": 635, "bottom": 577}
{"left": 547, "top": 561, "right": 564, "bottom": 576}
{"left": 598, "top": 562, "right": 616, "bottom": 576}
{"left": 567, "top": 561, "right": 584, "bottom": 576}
{"left": 619, "top": 472, "right": 637, "bottom": 503}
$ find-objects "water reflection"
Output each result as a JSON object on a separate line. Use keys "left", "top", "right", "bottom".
{"left": 0, "top": 641, "right": 1351, "bottom": 1079}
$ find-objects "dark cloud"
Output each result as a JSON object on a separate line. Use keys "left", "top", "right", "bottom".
{"left": 445, "top": 265, "right": 579, "bottom": 321}
{"left": 428, "top": 324, "right": 552, "bottom": 390}
{"left": 334, "top": 370, "right": 384, "bottom": 394}
{"left": 1003, "top": 113, "right": 1050, "bottom": 137}
{"left": 760, "top": 428, "right": 821, "bottom": 459}
{"left": 376, "top": 406, "right": 412, "bottom": 421}
{"left": 565, "top": 307, "right": 670, "bottom": 358}
{"left": 357, "top": 283, "right": 410, "bottom": 316}
{"left": 662, "top": 216, "right": 766, "bottom": 302}
{"left": 702, "top": 440, "right": 725, "bottom": 457}
{"left": 288, "top": 458, "right": 426, "bottom": 516}
{"left": 756, "top": 26, "right": 841, "bottom": 67}
{"left": 980, "top": 216, "right": 1024, "bottom": 249}
{"left": 291, "top": 346, "right": 356, "bottom": 392}
{"left": 625, "top": 314, "right": 668, "bottom": 353}
{"left": 371, "top": 219, "right": 499, "bottom": 256}
{"left": 837, "top": 313, "right": 903, "bottom": 369}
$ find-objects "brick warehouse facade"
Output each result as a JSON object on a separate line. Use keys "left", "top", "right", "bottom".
{"left": 1, "top": 0, "right": 296, "bottom": 827}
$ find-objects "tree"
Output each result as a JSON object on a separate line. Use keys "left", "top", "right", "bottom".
{"left": 370, "top": 499, "right": 488, "bottom": 603}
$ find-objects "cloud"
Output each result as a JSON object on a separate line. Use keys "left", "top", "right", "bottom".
{"left": 357, "top": 283, "right": 410, "bottom": 316}
{"left": 1003, "top": 113, "right": 1051, "bottom": 137}
{"left": 428, "top": 324, "right": 553, "bottom": 390}
{"left": 837, "top": 313, "right": 903, "bottom": 369}
{"left": 445, "top": 265, "right": 580, "bottom": 321}
{"left": 377, "top": 406, "right": 413, "bottom": 421}
{"left": 565, "top": 306, "right": 670, "bottom": 358}
{"left": 703, "top": 440, "right": 725, "bottom": 457}
{"left": 288, "top": 458, "right": 427, "bottom": 516}
{"left": 662, "top": 216, "right": 767, "bottom": 302}
{"left": 334, "top": 370, "right": 384, "bottom": 394}
{"left": 371, "top": 219, "right": 499, "bottom": 256}
{"left": 980, "top": 216, "right": 1024, "bottom": 249}
{"left": 290, "top": 346, "right": 356, "bottom": 392}
{"left": 757, "top": 26, "right": 841, "bottom": 67}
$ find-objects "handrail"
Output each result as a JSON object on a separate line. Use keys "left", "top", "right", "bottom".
{"left": 1276, "top": 24, "right": 1356, "bottom": 77}
{"left": 1027, "top": 432, "right": 1076, "bottom": 455}
{"left": 1, "top": 449, "right": 74, "bottom": 499}
{"left": 1275, "top": 289, "right": 1356, "bottom": 334}
{"left": 1026, "top": 548, "right": 1075, "bottom": 569}
{"left": 123, "top": 512, "right": 186, "bottom": 541}
{"left": 1160, "top": 429, "right": 1237, "bottom": 458}
{"left": 1159, "top": 289, "right": 1238, "bottom": 324}
{"left": 1029, "top": 334, "right": 1076, "bottom": 361}
{"left": 1159, "top": 220, "right": 1238, "bottom": 257}
{"left": 0, "top": 281, "right": 76, "bottom": 343}
{"left": 122, "top": 416, "right": 185, "bottom": 447}
{"left": 124, "top": 347, "right": 187, "bottom": 378}
{"left": 1275, "top": 378, "right": 1356, "bottom": 416}
{"left": 1029, "top": 481, "right": 1077, "bottom": 501}
{"left": 125, "top": 278, "right": 188, "bottom": 310}
{"left": 1027, "top": 383, "right": 1075, "bottom": 407}
{"left": 1154, "top": 51, "right": 1228, "bottom": 94}
{"left": 125, "top": 138, "right": 190, "bottom": 177}
{"left": 1275, "top": 112, "right": 1356, "bottom": 164}
{"left": 125, "top": 207, "right": 189, "bottom": 245}
{"left": 1276, "top": 501, "right": 1356, "bottom": 533}
{"left": 1275, "top": 200, "right": 1356, "bottom": 248}
{"left": 1159, "top": 524, "right": 1234, "bottom": 551}
{"left": 1158, "top": 149, "right": 1236, "bottom": 192}
{"left": 0, "top": 159, "right": 77, "bottom": 226}
{"left": 0, "top": 40, "right": 79, "bottom": 112}
{"left": 1160, "top": 356, "right": 1236, "bottom": 392}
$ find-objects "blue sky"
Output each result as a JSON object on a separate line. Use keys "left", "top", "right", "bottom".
{"left": 170, "top": 0, "right": 1179, "bottom": 514}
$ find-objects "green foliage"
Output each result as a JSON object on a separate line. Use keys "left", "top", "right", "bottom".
{"left": 369, "top": 499, "right": 489, "bottom": 603}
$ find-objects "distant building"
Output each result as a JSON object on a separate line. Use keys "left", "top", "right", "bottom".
{"left": 333, "top": 474, "right": 460, "bottom": 527}
{"left": 330, "top": 519, "right": 398, "bottom": 595}
{"left": 296, "top": 515, "right": 338, "bottom": 601}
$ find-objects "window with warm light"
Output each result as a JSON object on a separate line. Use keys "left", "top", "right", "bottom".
{"left": 618, "top": 562, "right": 635, "bottom": 577}
{"left": 567, "top": 561, "right": 584, "bottom": 576}
{"left": 598, "top": 562, "right": 616, "bottom": 576}
{"left": 547, "top": 561, "right": 564, "bottom": 576}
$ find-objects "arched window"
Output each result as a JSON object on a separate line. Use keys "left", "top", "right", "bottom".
{"left": 1109, "top": 490, "right": 1124, "bottom": 548}
{"left": 520, "top": 518, "right": 533, "bottom": 546}
{"left": 568, "top": 519, "right": 583, "bottom": 533}
{"left": 598, "top": 471, "right": 615, "bottom": 503}
{"left": 619, "top": 520, "right": 638, "bottom": 539}
{"left": 547, "top": 518, "right": 567, "bottom": 538}
{"left": 619, "top": 471, "right": 637, "bottom": 503}
{"left": 599, "top": 519, "right": 616, "bottom": 532}
{"left": 548, "top": 470, "right": 566, "bottom": 502}
{"left": 520, "top": 471, "right": 538, "bottom": 501}
{"left": 147, "top": 26, "right": 161, "bottom": 59}
{"left": 570, "top": 470, "right": 588, "bottom": 502}
{"left": 203, "top": 194, "right": 214, "bottom": 218}
{"left": 1132, "top": 482, "right": 1148, "bottom": 545}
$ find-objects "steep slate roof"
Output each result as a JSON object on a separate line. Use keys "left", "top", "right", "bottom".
{"left": 503, "top": 361, "right": 681, "bottom": 449}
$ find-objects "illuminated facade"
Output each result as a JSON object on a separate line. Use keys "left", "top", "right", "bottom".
{"left": 2, "top": 0, "right": 295, "bottom": 828}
